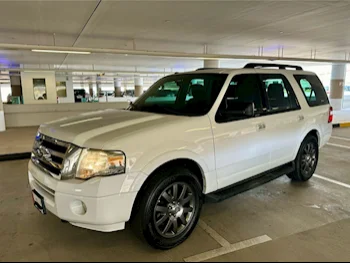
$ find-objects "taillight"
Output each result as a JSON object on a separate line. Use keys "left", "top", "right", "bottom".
{"left": 328, "top": 106, "right": 333, "bottom": 123}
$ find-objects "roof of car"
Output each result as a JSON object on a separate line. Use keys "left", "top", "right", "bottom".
{"left": 177, "top": 63, "right": 316, "bottom": 75}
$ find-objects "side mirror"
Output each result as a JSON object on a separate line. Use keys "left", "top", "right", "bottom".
{"left": 219, "top": 98, "right": 255, "bottom": 118}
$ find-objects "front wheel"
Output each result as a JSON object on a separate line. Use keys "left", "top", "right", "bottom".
{"left": 131, "top": 167, "right": 203, "bottom": 250}
{"left": 288, "top": 135, "right": 319, "bottom": 181}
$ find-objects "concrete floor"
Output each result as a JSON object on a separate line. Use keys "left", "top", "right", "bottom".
{"left": 0, "top": 128, "right": 349, "bottom": 261}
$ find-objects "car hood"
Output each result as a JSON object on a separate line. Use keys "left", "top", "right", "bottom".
{"left": 39, "top": 109, "right": 180, "bottom": 149}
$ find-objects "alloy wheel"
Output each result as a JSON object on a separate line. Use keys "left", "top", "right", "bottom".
{"left": 153, "top": 182, "right": 195, "bottom": 238}
{"left": 301, "top": 142, "right": 317, "bottom": 176}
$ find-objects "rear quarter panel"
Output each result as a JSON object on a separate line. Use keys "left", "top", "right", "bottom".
{"left": 285, "top": 71, "right": 332, "bottom": 156}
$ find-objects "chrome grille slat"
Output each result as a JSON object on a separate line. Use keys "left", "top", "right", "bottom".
{"left": 31, "top": 134, "right": 71, "bottom": 180}
{"left": 47, "top": 149, "right": 65, "bottom": 159}
{"left": 37, "top": 156, "right": 63, "bottom": 169}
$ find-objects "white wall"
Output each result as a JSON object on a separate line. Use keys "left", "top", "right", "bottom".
{"left": 0, "top": 83, "right": 11, "bottom": 102}
{"left": 21, "top": 71, "right": 57, "bottom": 104}
{"left": 56, "top": 76, "right": 75, "bottom": 103}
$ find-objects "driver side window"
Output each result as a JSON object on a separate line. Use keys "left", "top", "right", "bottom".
{"left": 216, "top": 74, "right": 265, "bottom": 123}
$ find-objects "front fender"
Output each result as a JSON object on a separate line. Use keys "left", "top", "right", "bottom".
{"left": 125, "top": 146, "right": 216, "bottom": 194}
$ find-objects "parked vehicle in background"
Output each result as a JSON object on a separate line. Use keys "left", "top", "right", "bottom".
{"left": 29, "top": 63, "right": 332, "bottom": 249}
{"left": 74, "top": 89, "right": 87, "bottom": 102}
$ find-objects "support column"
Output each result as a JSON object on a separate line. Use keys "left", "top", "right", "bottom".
{"left": 96, "top": 75, "right": 102, "bottom": 95}
{"left": 114, "top": 78, "right": 122, "bottom": 97}
{"left": 204, "top": 59, "right": 220, "bottom": 68}
{"left": 88, "top": 81, "right": 94, "bottom": 97}
{"left": 330, "top": 63, "right": 346, "bottom": 110}
{"left": 0, "top": 87, "right": 6, "bottom": 132}
{"left": 134, "top": 76, "right": 143, "bottom": 97}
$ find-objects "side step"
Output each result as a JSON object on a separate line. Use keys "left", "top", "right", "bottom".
{"left": 205, "top": 162, "right": 294, "bottom": 203}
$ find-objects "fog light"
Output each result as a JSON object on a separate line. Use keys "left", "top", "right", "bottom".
{"left": 70, "top": 200, "right": 87, "bottom": 215}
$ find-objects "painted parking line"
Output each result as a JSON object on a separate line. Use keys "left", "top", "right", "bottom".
{"left": 184, "top": 235, "right": 272, "bottom": 262}
{"left": 331, "top": 136, "right": 350, "bottom": 142}
{"left": 314, "top": 174, "right": 350, "bottom": 190}
{"left": 326, "top": 143, "right": 350, "bottom": 150}
{"left": 198, "top": 220, "right": 231, "bottom": 247}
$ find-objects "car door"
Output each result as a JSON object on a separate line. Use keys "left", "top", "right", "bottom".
{"left": 256, "top": 73, "right": 304, "bottom": 168}
{"left": 211, "top": 73, "right": 272, "bottom": 189}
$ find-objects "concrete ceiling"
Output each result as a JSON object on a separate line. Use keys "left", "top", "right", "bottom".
{"left": 1, "top": 0, "right": 350, "bottom": 71}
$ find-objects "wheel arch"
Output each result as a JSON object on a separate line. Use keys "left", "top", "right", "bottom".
{"left": 129, "top": 158, "right": 206, "bottom": 220}
{"left": 293, "top": 128, "right": 320, "bottom": 159}
{"left": 305, "top": 129, "right": 320, "bottom": 145}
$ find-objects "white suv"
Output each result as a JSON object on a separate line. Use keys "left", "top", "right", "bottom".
{"left": 28, "top": 63, "right": 332, "bottom": 249}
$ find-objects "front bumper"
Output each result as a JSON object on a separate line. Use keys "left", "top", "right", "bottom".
{"left": 28, "top": 161, "right": 138, "bottom": 232}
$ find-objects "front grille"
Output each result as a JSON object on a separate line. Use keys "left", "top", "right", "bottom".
{"left": 31, "top": 134, "right": 70, "bottom": 179}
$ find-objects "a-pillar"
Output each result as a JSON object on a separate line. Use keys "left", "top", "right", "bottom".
{"left": 0, "top": 87, "right": 6, "bottom": 132}
{"left": 204, "top": 59, "right": 220, "bottom": 68}
{"left": 330, "top": 63, "right": 346, "bottom": 110}
{"left": 134, "top": 76, "right": 143, "bottom": 97}
{"left": 114, "top": 78, "right": 122, "bottom": 97}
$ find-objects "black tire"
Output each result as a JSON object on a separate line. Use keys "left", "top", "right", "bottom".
{"left": 131, "top": 166, "right": 203, "bottom": 250}
{"left": 288, "top": 135, "right": 319, "bottom": 181}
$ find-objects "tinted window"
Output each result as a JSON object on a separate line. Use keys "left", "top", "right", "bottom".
{"left": 294, "top": 75, "right": 329, "bottom": 106}
{"left": 216, "top": 74, "right": 265, "bottom": 122}
{"left": 131, "top": 74, "right": 227, "bottom": 116}
{"left": 260, "top": 74, "right": 299, "bottom": 112}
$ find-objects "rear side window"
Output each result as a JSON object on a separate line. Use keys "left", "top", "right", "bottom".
{"left": 294, "top": 75, "right": 329, "bottom": 106}
{"left": 259, "top": 74, "right": 300, "bottom": 112}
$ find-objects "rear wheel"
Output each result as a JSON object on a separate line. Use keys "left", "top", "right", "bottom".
{"left": 288, "top": 135, "right": 319, "bottom": 181}
{"left": 131, "top": 166, "right": 203, "bottom": 250}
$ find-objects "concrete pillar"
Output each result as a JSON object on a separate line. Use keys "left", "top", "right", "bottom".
{"left": 0, "top": 87, "right": 6, "bottom": 132}
{"left": 204, "top": 59, "right": 220, "bottom": 68}
{"left": 134, "top": 76, "right": 143, "bottom": 97}
{"left": 330, "top": 63, "right": 346, "bottom": 110}
{"left": 96, "top": 75, "right": 102, "bottom": 95}
{"left": 89, "top": 82, "right": 94, "bottom": 97}
{"left": 114, "top": 78, "right": 122, "bottom": 97}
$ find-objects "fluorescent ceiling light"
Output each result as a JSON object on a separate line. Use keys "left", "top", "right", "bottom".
{"left": 31, "top": 49, "right": 91, "bottom": 55}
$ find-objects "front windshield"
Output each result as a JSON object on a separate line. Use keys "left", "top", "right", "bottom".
{"left": 130, "top": 73, "right": 228, "bottom": 116}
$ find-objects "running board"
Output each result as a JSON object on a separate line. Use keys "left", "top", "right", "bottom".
{"left": 205, "top": 162, "right": 295, "bottom": 203}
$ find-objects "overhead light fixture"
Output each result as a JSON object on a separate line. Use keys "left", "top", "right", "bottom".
{"left": 31, "top": 49, "right": 91, "bottom": 55}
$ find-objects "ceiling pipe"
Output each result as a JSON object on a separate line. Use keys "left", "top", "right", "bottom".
{"left": 1, "top": 43, "right": 350, "bottom": 64}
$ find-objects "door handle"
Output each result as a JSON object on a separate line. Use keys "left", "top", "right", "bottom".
{"left": 257, "top": 123, "right": 266, "bottom": 131}
{"left": 297, "top": 115, "right": 305, "bottom": 122}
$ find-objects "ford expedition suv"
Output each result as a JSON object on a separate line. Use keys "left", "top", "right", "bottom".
{"left": 29, "top": 63, "right": 332, "bottom": 249}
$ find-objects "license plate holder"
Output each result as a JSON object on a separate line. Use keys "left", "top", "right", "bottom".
{"left": 32, "top": 189, "right": 47, "bottom": 215}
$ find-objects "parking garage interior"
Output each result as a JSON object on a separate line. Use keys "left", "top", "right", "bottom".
{"left": 1, "top": 0, "right": 350, "bottom": 261}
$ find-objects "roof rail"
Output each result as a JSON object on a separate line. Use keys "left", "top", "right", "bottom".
{"left": 244, "top": 63, "right": 303, "bottom": 70}
{"left": 196, "top": 67, "right": 218, "bottom": 71}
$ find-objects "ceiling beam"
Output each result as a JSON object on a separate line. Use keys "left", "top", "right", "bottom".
{"left": 1, "top": 43, "right": 350, "bottom": 64}
{"left": 0, "top": 67, "right": 172, "bottom": 76}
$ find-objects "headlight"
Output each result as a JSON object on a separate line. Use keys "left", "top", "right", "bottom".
{"left": 76, "top": 149, "right": 126, "bottom": 180}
